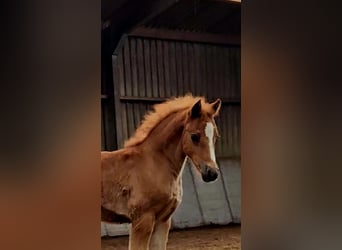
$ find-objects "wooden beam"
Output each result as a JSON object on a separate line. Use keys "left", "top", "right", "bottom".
{"left": 212, "top": 0, "right": 241, "bottom": 3}
{"left": 119, "top": 96, "right": 240, "bottom": 105}
{"left": 129, "top": 27, "right": 240, "bottom": 46}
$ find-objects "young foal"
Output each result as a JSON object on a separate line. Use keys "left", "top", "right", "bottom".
{"left": 101, "top": 95, "right": 222, "bottom": 250}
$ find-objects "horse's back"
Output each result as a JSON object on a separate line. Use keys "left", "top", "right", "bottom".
{"left": 101, "top": 147, "right": 141, "bottom": 165}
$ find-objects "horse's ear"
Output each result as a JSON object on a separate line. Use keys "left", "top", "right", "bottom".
{"left": 190, "top": 100, "right": 202, "bottom": 119}
{"left": 210, "top": 98, "right": 222, "bottom": 116}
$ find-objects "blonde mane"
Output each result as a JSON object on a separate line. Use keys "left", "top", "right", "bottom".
{"left": 124, "top": 94, "right": 211, "bottom": 147}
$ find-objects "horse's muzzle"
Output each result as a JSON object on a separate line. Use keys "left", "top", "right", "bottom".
{"left": 200, "top": 165, "right": 218, "bottom": 182}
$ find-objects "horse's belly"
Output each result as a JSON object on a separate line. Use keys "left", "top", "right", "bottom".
{"left": 101, "top": 182, "right": 131, "bottom": 219}
{"left": 101, "top": 206, "right": 131, "bottom": 223}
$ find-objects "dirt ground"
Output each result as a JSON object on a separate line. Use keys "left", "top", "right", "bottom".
{"left": 101, "top": 224, "right": 240, "bottom": 250}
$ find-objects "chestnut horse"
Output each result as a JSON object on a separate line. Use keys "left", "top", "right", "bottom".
{"left": 101, "top": 95, "right": 222, "bottom": 250}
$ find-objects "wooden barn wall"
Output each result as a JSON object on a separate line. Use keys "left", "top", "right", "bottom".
{"left": 101, "top": 36, "right": 240, "bottom": 237}
{"left": 112, "top": 36, "right": 240, "bottom": 158}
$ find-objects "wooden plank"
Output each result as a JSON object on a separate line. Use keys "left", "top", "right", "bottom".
{"left": 214, "top": 107, "right": 221, "bottom": 157}
{"left": 193, "top": 44, "right": 201, "bottom": 96}
{"left": 232, "top": 48, "right": 239, "bottom": 100}
{"left": 120, "top": 96, "right": 165, "bottom": 102}
{"left": 233, "top": 106, "right": 239, "bottom": 157}
{"left": 236, "top": 48, "right": 241, "bottom": 99}
{"left": 143, "top": 39, "right": 152, "bottom": 98}
{"left": 204, "top": 44, "right": 211, "bottom": 99}
{"left": 163, "top": 40, "right": 171, "bottom": 97}
{"left": 146, "top": 103, "right": 153, "bottom": 116}
{"left": 228, "top": 106, "right": 233, "bottom": 157}
{"left": 212, "top": 45, "right": 219, "bottom": 99}
{"left": 182, "top": 42, "right": 190, "bottom": 94}
{"left": 169, "top": 42, "right": 177, "bottom": 97}
{"left": 207, "top": 45, "right": 213, "bottom": 98}
{"left": 124, "top": 39, "right": 132, "bottom": 97}
{"left": 139, "top": 103, "right": 146, "bottom": 127}
{"left": 117, "top": 52, "right": 126, "bottom": 97}
{"left": 232, "top": 107, "right": 239, "bottom": 156}
{"left": 230, "top": 48, "right": 236, "bottom": 100}
{"left": 214, "top": 45, "right": 220, "bottom": 99}
{"left": 235, "top": 48, "right": 241, "bottom": 99}
{"left": 120, "top": 102, "right": 128, "bottom": 147}
{"left": 150, "top": 40, "right": 159, "bottom": 97}
{"left": 175, "top": 42, "right": 183, "bottom": 96}
{"left": 102, "top": 98, "right": 117, "bottom": 151}
{"left": 230, "top": 108, "right": 235, "bottom": 157}
{"left": 129, "top": 27, "right": 241, "bottom": 46}
{"left": 137, "top": 38, "right": 146, "bottom": 97}
{"left": 221, "top": 106, "right": 230, "bottom": 156}
{"left": 112, "top": 54, "right": 123, "bottom": 149}
{"left": 206, "top": 44, "right": 214, "bottom": 100}
{"left": 232, "top": 107, "right": 238, "bottom": 157}
{"left": 133, "top": 103, "right": 141, "bottom": 131}
{"left": 217, "top": 46, "right": 225, "bottom": 101}
{"left": 224, "top": 48, "right": 232, "bottom": 98}
{"left": 188, "top": 43, "right": 195, "bottom": 94}
{"left": 126, "top": 102, "right": 135, "bottom": 139}
{"left": 119, "top": 96, "right": 240, "bottom": 104}
{"left": 230, "top": 106, "right": 235, "bottom": 157}
{"left": 231, "top": 48, "right": 238, "bottom": 98}
{"left": 215, "top": 111, "right": 221, "bottom": 157}
{"left": 199, "top": 44, "right": 207, "bottom": 96}
{"left": 130, "top": 38, "right": 139, "bottom": 97}
{"left": 224, "top": 47, "right": 232, "bottom": 99}
{"left": 157, "top": 40, "right": 165, "bottom": 98}
{"left": 235, "top": 106, "right": 241, "bottom": 156}
{"left": 221, "top": 109, "right": 226, "bottom": 156}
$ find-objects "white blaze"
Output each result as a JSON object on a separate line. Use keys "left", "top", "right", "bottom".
{"left": 205, "top": 122, "right": 216, "bottom": 163}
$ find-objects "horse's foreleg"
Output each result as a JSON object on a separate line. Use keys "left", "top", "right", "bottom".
{"left": 149, "top": 218, "right": 171, "bottom": 250}
{"left": 129, "top": 213, "right": 155, "bottom": 250}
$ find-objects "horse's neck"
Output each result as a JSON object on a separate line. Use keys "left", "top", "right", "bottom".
{"left": 143, "top": 111, "right": 187, "bottom": 176}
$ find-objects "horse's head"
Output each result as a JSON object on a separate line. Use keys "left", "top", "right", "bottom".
{"left": 182, "top": 98, "right": 222, "bottom": 182}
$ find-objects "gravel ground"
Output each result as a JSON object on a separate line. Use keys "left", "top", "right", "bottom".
{"left": 101, "top": 224, "right": 241, "bottom": 250}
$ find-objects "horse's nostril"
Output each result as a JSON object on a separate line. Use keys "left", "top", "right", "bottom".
{"left": 208, "top": 168, "right": 218, "bottom": 178}
{"left": 201, "top": 166, "right": 218, "bottom": 182}
{"left": 211, "top": 170, "right": 218, "bottom": 179}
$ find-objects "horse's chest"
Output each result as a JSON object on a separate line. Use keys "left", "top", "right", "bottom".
{"left": 171, "top": 182, "right": 182, "bottom": 203}
{"left": 154, "top": 182, "right": 182, "bottom": 221}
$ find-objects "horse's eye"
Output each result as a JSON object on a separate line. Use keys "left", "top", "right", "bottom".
{"left": 191, "top": 133, "right": 200, "bottom": 144}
